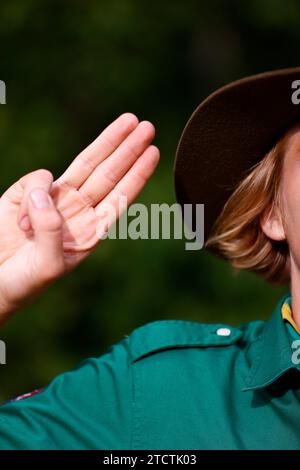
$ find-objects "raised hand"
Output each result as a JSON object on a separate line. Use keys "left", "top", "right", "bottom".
{"left": 0, "top": 113, "right": 159, "bottom": 322}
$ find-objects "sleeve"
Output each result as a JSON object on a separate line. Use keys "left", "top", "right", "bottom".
{"left": 0, "top": 337, "right": 133, "bottom": 450}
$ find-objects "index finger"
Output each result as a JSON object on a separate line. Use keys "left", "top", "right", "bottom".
{"left": 55, "top": 113, "right": 139, "bottom": 189}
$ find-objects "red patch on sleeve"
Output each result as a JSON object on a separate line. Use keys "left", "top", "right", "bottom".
{"left": 9, "top": 388, "right": 44, "bottom": 402}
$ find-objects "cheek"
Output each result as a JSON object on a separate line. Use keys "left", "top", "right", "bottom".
{"left": 281, "top": 176, "right": 300, "bottom": 241}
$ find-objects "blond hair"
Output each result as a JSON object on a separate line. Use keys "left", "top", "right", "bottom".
{"left": 204, "top": 125, "right": 300, "bottom": 286}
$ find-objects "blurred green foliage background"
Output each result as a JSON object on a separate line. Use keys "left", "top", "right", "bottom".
{"left": 0, "top": 0, "right": 297, "bottom": 400}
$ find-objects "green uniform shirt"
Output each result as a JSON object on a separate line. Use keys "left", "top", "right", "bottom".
{"left": 0, "top": 291, "right": 300, "bottom": 450}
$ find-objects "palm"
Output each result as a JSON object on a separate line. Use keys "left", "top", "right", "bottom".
{"left": 53, "top": 184, "right": 100, "bottom": 259}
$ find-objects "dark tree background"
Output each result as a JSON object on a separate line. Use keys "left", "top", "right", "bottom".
{"left": 0, "top": 0, "right": 297, "bottom": 400}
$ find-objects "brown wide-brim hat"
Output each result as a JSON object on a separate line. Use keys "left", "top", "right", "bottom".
{"left": 174, "top": 67, "right": 300, "bottom": 245}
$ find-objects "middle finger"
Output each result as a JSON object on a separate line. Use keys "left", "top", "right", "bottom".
{"left": 78, "top": 120, "right": 155, "bottom": 206}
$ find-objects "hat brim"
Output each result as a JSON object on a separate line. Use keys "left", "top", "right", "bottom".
{"left": 174, "top": 67, "right": 300, "bottom": 243}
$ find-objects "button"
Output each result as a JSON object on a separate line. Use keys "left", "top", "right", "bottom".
{"left": 216, "top": 327, "right": 231, "bottom": 336}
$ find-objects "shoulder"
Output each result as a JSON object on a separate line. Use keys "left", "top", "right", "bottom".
{"left": 123, "top": 317, "right": 265, "bottom": 363}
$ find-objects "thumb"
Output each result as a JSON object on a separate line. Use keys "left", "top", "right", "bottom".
{"left": 28, "top": 188, "right": 65, "bottom": 280}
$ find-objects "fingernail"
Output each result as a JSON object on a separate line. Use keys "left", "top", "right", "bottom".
{"left": 30, "top": 189, "right": 51, "bottom": 209}
{"left": 19, "top": 215, "right": 31, "bottom": 231}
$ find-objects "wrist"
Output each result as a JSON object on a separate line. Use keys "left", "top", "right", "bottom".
{"left": 0, "top": 284, "right": 25, "bottom": 325}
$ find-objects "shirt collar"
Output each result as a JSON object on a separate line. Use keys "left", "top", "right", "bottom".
{"left": 281, "top": 299, "right": 300, "bottom": 335}
{"left": 243, "top": 291, "right": 299, "bottom": 392}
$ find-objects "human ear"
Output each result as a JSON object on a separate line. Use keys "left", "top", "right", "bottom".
{"left": 259, "top": 204, "right": 286, "bottom": 241}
